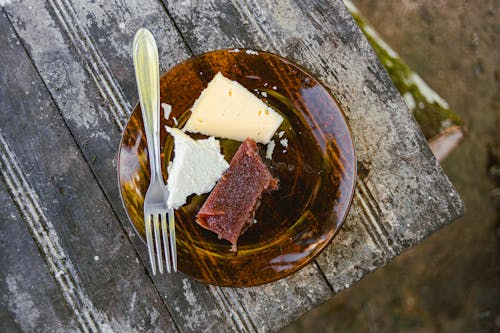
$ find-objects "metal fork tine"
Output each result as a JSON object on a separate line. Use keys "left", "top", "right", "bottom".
{"left": 161, "top": 212, "right": 171, "bottom": 273}
{"left": 168, "top": 208, "right": 177, "bottom": 272}
{"left": 145, "top": 214, "right": 156, "bottom": 275}
{"left": 153, "top": 214, "right": 163, "bottom": 274}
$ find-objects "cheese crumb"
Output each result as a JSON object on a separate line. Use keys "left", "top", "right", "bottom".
{"left": 173, "top": 117, "right": 178, "bottom": 126}
{"left": 245, "top": 49, "right": 259, "bottom": 55}
{"left": 265, "top": 140, "right": 276, "bottom": 159}
{"left": 280, "top": 138, "right": 288, "bottom": 148}
{"left": 261, "top": 91, "right": 267, "bottom": 97}
{"left": 161, "top": 103, "right": 172, "bottom": 120}
{"left": 278, "top": 131, "right": 285, "bottom": 138}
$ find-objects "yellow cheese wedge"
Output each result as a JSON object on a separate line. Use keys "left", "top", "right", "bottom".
{"left": 183, "top": 72, "right": 283, "bottom": 144}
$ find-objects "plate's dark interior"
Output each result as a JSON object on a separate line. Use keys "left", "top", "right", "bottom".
{"left": 118, "top": 49, "right": 356, "bottom": 287}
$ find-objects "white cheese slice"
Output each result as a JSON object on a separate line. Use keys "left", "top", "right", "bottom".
{"left": 183, "top": 72, "right": 283, "bottom": 144}
{"left": 165, "top": 127, "right": 229, "bottom": 209}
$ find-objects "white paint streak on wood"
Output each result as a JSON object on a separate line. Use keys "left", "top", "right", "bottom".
{"left": 179, "top": 279, "right": 213, "bottom": 331}
{"left": 4, "top": 1, "right": 104, "bottom": 136}
{"left": 46, "top": 0, "right": 130, "bottom": 130}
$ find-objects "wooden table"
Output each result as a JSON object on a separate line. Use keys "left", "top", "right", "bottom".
{"left": 0, "top": 1, "right": 464, "bottom": 332}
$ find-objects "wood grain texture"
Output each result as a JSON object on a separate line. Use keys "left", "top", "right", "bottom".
{"left": 0, "top": 10, "right": 177, "bottom": 332}
{"left": 2, "top": 0, "right": 331, "bottom": 332}
{"left": 3, "top": 1, "right": 234, "bottom": 332}
{"left": 0, "top": 0, "right": 464, "bottom": 332}
{"left": 0, "top": 180, "right": 79, "bottom": 333}
{"left": 161, "top": 0, "right": 464, "bottom": 298}
{"left": 2, "top": 0, "right": 229, "bottom": 330}
{"left": 0, "top": 307, "right": 24, "bottom": 333}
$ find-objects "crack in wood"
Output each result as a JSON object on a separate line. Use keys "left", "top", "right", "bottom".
{"left": 223, "top": 288, "right": 259, "bottom": 332}
{"left": 354, "top": 179, "right": 396, "bottom": 256}
{"left": 0, "top": 130, "right": 105, "bottom": 333}
{"left": 208, "top": 285, "right": 257, "bottom": 333}
{"left": 229, "top": 0, "right": 275, "bottom": 49}
{"left": 357, "top": 179, "right": 390, "bottom": 239}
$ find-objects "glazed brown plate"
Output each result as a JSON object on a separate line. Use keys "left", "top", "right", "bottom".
{"left": 118, "top": 49, "right": 356, "bottom": 287}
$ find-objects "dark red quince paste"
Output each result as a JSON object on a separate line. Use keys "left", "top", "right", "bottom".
{"left": 196, "top": 138, "right": 278, "bottom": 251}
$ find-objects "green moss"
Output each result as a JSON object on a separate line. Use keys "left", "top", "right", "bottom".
{"left": 350, "top": 11, "right": 463, "bottom": 139}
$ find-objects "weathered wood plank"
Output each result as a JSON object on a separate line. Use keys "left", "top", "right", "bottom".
{"left": 1, "top": 0, "right": 465, "bottom": 332}
{"left": 151, "top": 1, "right": 350, "bottom": 331}
{"left": 0, "top": 307, "right": 23, "bottom": 333}
{"left": 2, "top": 1, "right": 334, "bottom": 332}
{"left": 0, "top": 180, "right": 79, "bottom": 333}
{"left": 2, "top": 0, "right": 234, "bottom": 332}
{"left": 0, "top": 10, "right": 177, "bottom": 332}
{"left": 162, "top": 0, "right": 463, "bottom": 310}
{"left": 216, "top": 268, "right": 331, "bottom": 333}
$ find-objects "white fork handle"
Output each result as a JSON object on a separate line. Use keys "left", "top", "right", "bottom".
{"left": 133, "top": 29, "right": 162, "bottom": 182}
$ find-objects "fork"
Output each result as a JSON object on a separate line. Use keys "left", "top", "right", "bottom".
{"left": 133, "top": 28, "right": 176, "bottom": 274}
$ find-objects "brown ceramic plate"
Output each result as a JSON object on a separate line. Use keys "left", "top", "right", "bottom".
{"left": 118, "top": 49, "right": 356, "bottom": 287}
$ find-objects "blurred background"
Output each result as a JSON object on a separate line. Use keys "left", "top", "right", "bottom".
{"left": 281, "top": 1, "right": 499, "bottom": 332}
